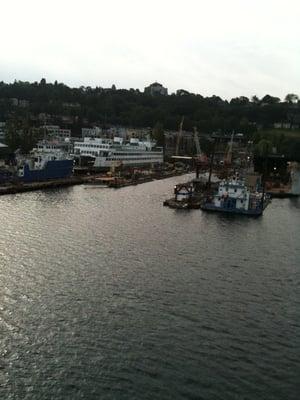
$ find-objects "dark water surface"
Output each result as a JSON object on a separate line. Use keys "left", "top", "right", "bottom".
{"left": 0, "top": 175, "right": 299, "bottom": 399}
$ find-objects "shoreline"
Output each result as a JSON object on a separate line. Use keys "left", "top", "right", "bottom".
{"left": 0, "top": 170, "right": 190, "bottom": 196}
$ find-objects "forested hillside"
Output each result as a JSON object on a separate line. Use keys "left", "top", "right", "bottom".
{"left": 0, "top": 80, "right": 299, "bottom": 159}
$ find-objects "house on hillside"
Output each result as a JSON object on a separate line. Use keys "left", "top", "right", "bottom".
{"left": 144, "top": 82, "right": 168, "bottom": 96}
{"left": 41, "top": 125, "right": 71, "bottom": 140}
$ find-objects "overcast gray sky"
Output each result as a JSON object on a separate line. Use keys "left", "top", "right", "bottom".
{"left": 1, "top": 0, "right": 299, "bottom": 99}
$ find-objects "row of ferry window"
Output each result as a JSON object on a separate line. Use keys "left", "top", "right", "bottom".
{"left": 117, "top": 152, "right": 162, "bottom": 155}
{"left": 81, "top": 151, "right": 99, "bottom": 155}
{"left": 107, "top": 157, "right": 161, "bottom": 161}
{"left": 79, "top": 144, "right": 109, "bottom": 148}
{"left": 113, "top": 153, "right": 159, "bottom": 157}
{"left": 78, "top": 148, "right": 161, "bottom": 155}
{"left": 81, "top": 151, "right": 161, "bottom": 158}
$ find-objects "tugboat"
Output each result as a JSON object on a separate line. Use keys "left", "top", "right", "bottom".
{"left": 201, "top": 174, "right": 268, "bottom": 216}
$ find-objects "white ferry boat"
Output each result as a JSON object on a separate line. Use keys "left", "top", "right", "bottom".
{"left": 74, "top": 137, "right": 163, "bottom": 169}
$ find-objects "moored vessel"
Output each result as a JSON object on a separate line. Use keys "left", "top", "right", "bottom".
{"left": 74, "top": 136, "right": 163, "bottom": 169}
{"left": 17, "top": 141, "right": 74, "bottom": 183}
{"left": 201, "top": 174, "right": 268, "bottom": 216}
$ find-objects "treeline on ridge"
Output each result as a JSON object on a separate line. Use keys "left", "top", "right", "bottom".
{"left": 0, "top": 80, "right": 300, "bottom": 160}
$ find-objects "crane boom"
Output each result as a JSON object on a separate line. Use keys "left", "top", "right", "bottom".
{"left": 193, "top": 127, "right": 201, "bottom": 155}
{"left": 175, "top": 116, "right": 184, "bottom": 156}
{"left": 224, "top": 132, "right": 234, "bottom": 165}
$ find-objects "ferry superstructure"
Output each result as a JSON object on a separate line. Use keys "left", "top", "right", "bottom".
{"left": 17, "top": 140, "right": 74, "bottom": 182}
{"left": 73, "top": 137, "right": 163, "bottom": 169}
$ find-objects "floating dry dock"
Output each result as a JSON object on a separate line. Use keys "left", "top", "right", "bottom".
{"left": 0, "top": 177, "right": 84, "bottom": 196}
{"left": 267, "top": 188, "right": 299, "bottom": 198}
{"left": 163, "top": 175, "right": 218, "bottom": 209}
{"left": 163, "top": 198, "right": 204, "bottom": 209}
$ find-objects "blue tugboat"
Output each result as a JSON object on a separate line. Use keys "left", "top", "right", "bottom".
{"left": 18, "top": 141, "right": 74, "bottom": 183}
{"left": 201, "top": 174, "right": 267, "bottom": 216}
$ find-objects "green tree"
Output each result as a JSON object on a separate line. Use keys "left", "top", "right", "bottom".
{"left": 4, "top": 119, "right": 21, "bottom": 151}
{"left": 261, "top": 95, "right": 280, "bottom": 104}
{"left": 255, "top": 139, "right": 273, "bottom": 157}
{"left": 251, "top": 95, "right": 260, "bottom": 104}
{"left": 152, "top": 122, "right": 164, "bottom": 146}
{"left": 20, "top": 125, "right": 41, "bottom": 154}
{"left": 4, "top": 117, "right": 41, "bottom": 153}
{"left": 230, "top": 96, "right": 249, "bottom": 106}
{"left": 284, "top": 93, "right": 299, "bottom": 104}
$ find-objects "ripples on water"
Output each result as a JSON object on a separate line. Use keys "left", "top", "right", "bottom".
{"left": 0, "top": 175, "right": 299, "bottom": 399}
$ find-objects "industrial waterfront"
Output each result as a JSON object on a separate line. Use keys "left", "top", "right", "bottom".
{"left": 0, "top": 174, "right": 299, "bottom": 400}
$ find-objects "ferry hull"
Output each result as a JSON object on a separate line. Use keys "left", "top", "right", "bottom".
{"left": 21, "top": 160, "right": 73, "bottom": 183}
{"left": 93, "top": 157, "right": 163, "bottom": 169}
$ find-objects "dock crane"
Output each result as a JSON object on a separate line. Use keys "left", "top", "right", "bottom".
{"left": 175, "top": 116, "right": 184, "bottom": 156}
{"left": 193, "top": 126, "right": 201, "bottom": 156}
{"left": 224, "top": 132, "right": 234, "bottom": 165}
{"left": 193, "top": 126, "right": 208, "bottom": 166}
{"left": 172, "top": 126, "right": 208, "bottom": 179}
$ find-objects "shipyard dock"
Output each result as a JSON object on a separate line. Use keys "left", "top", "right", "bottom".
{"left": 0, "top": 169, "right": 189, "bottom": 196}
{"left": 0, "top": 177, "right": 83, "bottom": 195}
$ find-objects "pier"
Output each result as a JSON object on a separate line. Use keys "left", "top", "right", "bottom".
{"left": 0, "top": 169, "right": 189, "bottom": 196}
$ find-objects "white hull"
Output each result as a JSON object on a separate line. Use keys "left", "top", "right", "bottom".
{"left": 94, "top": 152, "right": 163, "bottom": 168}
{"left": 74, "top": 136, "right": 163, "bottom": 169}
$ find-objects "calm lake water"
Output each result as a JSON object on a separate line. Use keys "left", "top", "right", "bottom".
{"left": 0, "top": 174, "right": 299, "bottom": 400}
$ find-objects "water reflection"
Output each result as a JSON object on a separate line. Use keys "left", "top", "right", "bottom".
{"left": 0, "top": 176, "right": 299, "bottom": 400}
